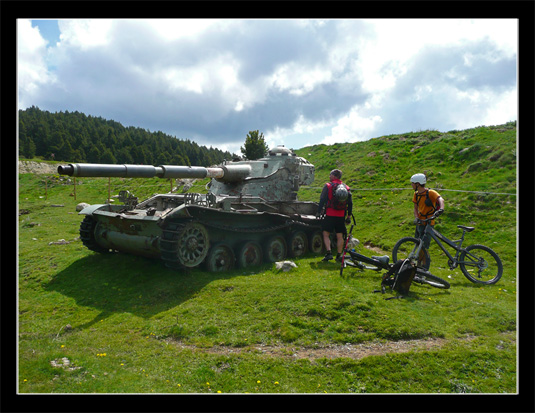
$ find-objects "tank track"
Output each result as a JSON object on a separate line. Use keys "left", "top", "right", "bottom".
{"left": 159, "top": 217, "right": 321, "bottom": 270}
{"left": 159, "top": 219, "right": 187, "bottom": 269}
{"left": 79, "top": 215, "right": 110, "bottom": 253}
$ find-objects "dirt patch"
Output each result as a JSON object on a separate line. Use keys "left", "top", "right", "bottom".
{"left": 18, "top": 161, "right": 58, "bottom": 175}
{"left": 166, "top": 332, "right": 516, "bottom": 361}
{"left": 363, "top": 241, "right": 386, "bottom": 254}
{"left": 242, "top": 338, "right": 450, "bottom": 360}
{"left": 166, "top": 336, "right": 477, "bottom": 361}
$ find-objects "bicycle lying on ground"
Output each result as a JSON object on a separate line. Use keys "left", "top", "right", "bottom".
{"left": 392, "top": 216, "right": 503, "bottom": 285}
{"left": 339, "top": 216, "right": 450, "bottom": 290}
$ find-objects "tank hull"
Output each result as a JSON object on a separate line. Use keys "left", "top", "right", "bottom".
{"left": 80, "top": 197, "right": 323, "bottom": 271}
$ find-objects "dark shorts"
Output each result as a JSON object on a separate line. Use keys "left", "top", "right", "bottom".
{"left": 321, "top": 215, "right": 346, "bottom": 234}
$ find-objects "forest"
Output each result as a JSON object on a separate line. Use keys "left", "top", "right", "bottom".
{"left": 18, "top": 106, "right": 236, "bottom": 167}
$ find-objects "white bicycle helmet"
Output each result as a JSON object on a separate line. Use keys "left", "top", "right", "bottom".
{"left": 410, "top": 173, "right": 427, "bottom": 185}
{"left": 334, "top": 184, "right": 349, "bottom": 202}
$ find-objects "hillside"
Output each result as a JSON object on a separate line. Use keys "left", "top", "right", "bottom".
{"left": 295, "top": 122, "right": 516, "bottom": 257}
{"left": 17, "top": 122, "right": 517, "bottom": 396}
{"left": 296, "top": 122, "right": 516, "bottom": 194}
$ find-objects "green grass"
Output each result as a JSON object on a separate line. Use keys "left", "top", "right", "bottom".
{"left": 18, "top": 123, "right": 517, "bottom": 394}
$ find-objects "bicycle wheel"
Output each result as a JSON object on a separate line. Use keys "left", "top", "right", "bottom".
{"left": 459, "top": 244, "right": 503, "bottom": 285}
{"left": 392, "top": 237, "right": 431, "bottom": 269}
{"left": 413, "top": 268, "right": 450, "bottom": 289}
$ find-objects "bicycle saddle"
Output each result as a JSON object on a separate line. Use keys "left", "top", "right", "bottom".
{"left": 457, "top": 225, "right": 475, "bottom": 232}
{"left": 371, "top": 255, "right": 390, "bottom": 266}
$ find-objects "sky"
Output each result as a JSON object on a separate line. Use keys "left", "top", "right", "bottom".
{"left": 17, "top": 18, "right": 518, "bottom": 155}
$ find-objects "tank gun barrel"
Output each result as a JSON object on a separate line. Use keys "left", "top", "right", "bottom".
{"left": 57, "top": 163, "right": 251, "bottom": 182}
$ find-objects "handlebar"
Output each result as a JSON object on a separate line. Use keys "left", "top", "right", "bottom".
{"left": 416, "top": 210, "right": 443, "bottom": 225}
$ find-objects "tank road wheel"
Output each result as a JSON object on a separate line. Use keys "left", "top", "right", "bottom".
{"left": 263, "top": 235, "right": 287, "bottom": 263}
{"left": 79, "top": 215, "right": 109, "bottom": 253}
{"left": 205, "top": 243, "right": 235, "bottom": 272}
{"left": 287, "top": 231, "right": 308, "bottom": 258}
{"left": 176, "top": 222, "right": 210, "bottom": 268}
{"left": 308, "top": 230, "right": 324, "bottom": 254}
{"left": 161, "top": 221, "right": 210, "bottom": 269}
{"left": 236, "top": 241, "right": 263, "bottom": 268}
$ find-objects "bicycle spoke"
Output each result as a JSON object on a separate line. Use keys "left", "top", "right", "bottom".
{"left": 459, "top": 244, "right": 502, "bottom": 284}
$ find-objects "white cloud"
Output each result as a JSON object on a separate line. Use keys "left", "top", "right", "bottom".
{"left": 269, "top": 62, "right": 333, "bottom": 96}
{"left": 17, "top": 19, "right": 56, "bottom": 108}
{"left": 58, "top": 19, "right": 113, "bottom": 49}
{"left": 18, "top": 18, "right": 518, "bottom": 153}
{"left": 147, "top": 19, "right": 223, "bottom": 40}
{"left": 323, "top": 107, "right": 383, "bottom": 144}
{"left": 266, "top": 114, "right": 332, "bottom": 149}
{"left": 454, "top": 87, "right": 517, "bottom": 129}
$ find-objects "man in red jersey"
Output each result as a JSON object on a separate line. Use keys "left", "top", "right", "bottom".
{"left": 317, "top": 169, "right": 353, "bottom": 262}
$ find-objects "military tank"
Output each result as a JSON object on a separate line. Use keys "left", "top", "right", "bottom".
{"left": 57, "top": 146, "right": 324, "bottom": 271}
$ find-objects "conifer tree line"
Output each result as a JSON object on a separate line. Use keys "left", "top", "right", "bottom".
{"left": 18, "top": 106, "right": 237, "bottom": 167}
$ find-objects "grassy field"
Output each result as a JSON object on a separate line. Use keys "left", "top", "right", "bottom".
{"left": 17, "top": 123, "right": 518, "bottom": 398}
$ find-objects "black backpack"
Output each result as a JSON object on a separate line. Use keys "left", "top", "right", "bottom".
{"left": 380, "top": 259, "right": 416, "bottom": 297}
{"left": 415, "top": 189, "right": 438, "bottom": 218}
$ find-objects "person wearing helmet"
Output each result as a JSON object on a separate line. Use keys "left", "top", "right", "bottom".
{"left": 410, "top": 173, "right": 445, "bottom": 270}
{"left": 317, "top": 169, "right": 353, "bottom": 262}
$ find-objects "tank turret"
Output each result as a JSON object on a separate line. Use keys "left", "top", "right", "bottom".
{"left": 57, "top": 146, "right": 323, "bottom": 272}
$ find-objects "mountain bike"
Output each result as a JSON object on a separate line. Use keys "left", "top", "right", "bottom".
{"left": 340, "top": 216, "right": 450, "bottom": 289}
{"left": 392, "top": 216, "right": 503, "bottom": 285}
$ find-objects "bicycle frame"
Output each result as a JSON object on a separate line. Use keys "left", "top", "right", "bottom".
{"left": 412, "top": 223, "right": 470, "bottom": 269}
{"left": 343, "top": 249, "right": 390, "bottom": 271}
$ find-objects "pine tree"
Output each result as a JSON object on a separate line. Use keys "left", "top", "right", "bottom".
{"left": 241, "top": 130, "right": 269, "bottom": 160}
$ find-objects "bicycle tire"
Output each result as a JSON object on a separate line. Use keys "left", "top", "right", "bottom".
{"left": 459, "top": 244, "right": 503, "bottom": 285}
{"left": 392, "top": 237, "right": 431, "bottom": 269}
{"left": 413, "top": 268, "right": 450, "bottom": 289}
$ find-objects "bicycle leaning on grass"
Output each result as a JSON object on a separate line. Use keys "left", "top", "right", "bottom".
{"left": 392, "top": 216, "right": 503, "bottom": 285}
{"left": 339, "top": 216, "right": 450, "bottom": 290}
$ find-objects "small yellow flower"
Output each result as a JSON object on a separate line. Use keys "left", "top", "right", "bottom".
{"left": 206, "top": 382, "right": 210, "bottom": 386}
{"left": 61, "top": 345, "right": 65, "bottom": 348}
{"left": 177, "top": 384, "right": 181, "bottom": 387}
{"left": 257, "top": 380, "right": 261, "bottom": 384}
{"left": 274, "top": 381, "right": 279, "bottom": 385}
{"left": 217, "top": 390, "right": 222, "bottom": 393}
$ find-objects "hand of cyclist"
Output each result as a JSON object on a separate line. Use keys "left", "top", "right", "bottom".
{"left": 432, "top": 209, "right": 444, "bottom": 219}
